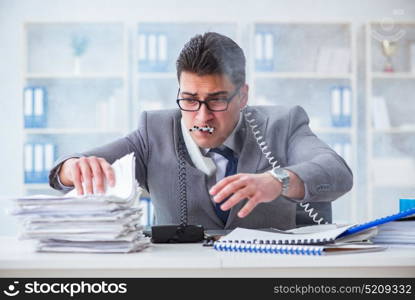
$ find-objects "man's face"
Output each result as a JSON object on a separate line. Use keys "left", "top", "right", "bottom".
{"left": 179, "top": 71, "right": 248, "bottom": 149}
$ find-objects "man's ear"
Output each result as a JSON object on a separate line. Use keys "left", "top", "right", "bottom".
{"left": 239, "top": 84, "right": 249, "bottom": 108}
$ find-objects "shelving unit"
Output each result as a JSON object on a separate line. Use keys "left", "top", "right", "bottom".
{"left": 250, "top": 22, "right": 358, "bottom": 224}
{"left": 366, "top": 21, "right": 415, "bottom": 219}
{"left": 254, "top": 72, "right": 353, "bottom": 79}
{"left": 372, "top": 72, "right": 415, "bottom": 79}
{"left": 22, "top": 22, "right": 128, "bottom": 194}
{"left": 26, "top": 73, "right": 125, "bottom": 79}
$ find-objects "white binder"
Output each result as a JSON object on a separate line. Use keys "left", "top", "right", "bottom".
{"left": 158, "top": 34, "right": 167, "bottom": 62}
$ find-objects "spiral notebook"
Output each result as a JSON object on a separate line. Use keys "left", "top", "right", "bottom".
{"left": 213, "top": 208, "right": 415, "bottom": 255}
{"left": 213, "top": 241, "right": 385, "bottom": 256}
{"left": 214, "top": 225, "right": 365, "bottom": 246}
{"left": 212, "top": 226, "right": 384, "bottom": 256}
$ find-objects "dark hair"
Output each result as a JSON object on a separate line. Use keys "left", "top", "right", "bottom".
{"left": 176, "top": 32, "right": 246, "bottom": 87}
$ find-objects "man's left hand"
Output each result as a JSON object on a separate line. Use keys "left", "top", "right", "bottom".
{"left": 209, "top": 172, "right": 282, "bottom": 218}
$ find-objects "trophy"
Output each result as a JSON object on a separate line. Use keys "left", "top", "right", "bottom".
{"left": 71, "top": 35, "right": 89, "bottom": 74}
{"left": 381, "top": 40, "right": 397, "bottom": 72}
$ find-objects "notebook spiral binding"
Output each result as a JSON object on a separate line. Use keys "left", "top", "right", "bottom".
{"left": 213, "top": 241, "right": 325, "bottom": 256}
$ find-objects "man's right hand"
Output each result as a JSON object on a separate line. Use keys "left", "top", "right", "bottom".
{"left": 58, "top": 156, "right": 115, "bottom": 195}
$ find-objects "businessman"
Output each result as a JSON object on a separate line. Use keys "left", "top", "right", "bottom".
{"left": 49, "top": 32, "right": 353, "bottom": 230}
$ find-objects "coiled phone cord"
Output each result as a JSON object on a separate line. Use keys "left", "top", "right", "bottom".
{"left": 244, "top": 110, "right": 280, "bottom": 170}
{"left": 177, "top": 137, "right": 188, "bottom": 226}
{"left": 298, "top": 202, "right": 327, "bottom": 225}
{"left": 243, "top": 107, "right": 328, "bottom": 225}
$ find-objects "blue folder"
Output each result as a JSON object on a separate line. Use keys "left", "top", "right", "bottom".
{"left": 338, "top": 207, "right": 415, "bottom": 238}
{"left": 24, "top": 86, "right": 47, "bottom": 128}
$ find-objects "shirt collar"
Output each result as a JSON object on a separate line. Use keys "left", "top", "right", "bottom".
{"left": 201, "top": 112, "right": 244, "bottom": 156}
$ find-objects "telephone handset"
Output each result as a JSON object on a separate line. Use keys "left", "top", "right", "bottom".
{"left": 243, "top": 107, "right": 328, "bottom": 225}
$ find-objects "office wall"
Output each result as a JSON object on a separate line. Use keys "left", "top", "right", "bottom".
{"left": 0, "top": 0, "right": 414, "bottom": 235}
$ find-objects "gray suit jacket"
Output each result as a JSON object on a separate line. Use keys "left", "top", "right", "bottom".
{"left": 49, "top": 105, "right": 353, "bottom": 230}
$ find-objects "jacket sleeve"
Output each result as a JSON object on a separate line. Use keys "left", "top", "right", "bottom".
{"left": 48, "top": 111, "right": 150, "bottom": 192}
{"left": 283, "top": 106, "right": 353, "bottom": 203}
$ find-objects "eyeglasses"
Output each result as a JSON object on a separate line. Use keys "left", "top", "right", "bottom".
{"left": 176, "top": 88, "right": 240, "bottom": 112}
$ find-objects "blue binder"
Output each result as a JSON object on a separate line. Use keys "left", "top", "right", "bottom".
{"left": 255, "top": 31, "right": 274, "bottom": 71}
{"left": 338, "top": 207, "right": 415, "bottom": 238}
{"left": 140, "top": 197, "right": 154, "bottom": 226}
{"left": 24, "top": 86, "right": 47, "bottom": 128}
{"left": 24, "top": 87, "right": 34, "bottom": 128}
{"left": 340, "top": 86, "right": 351, "bottom": 127}
{"left": 329, "top": 135, "right": 351, "bottom": 166}
{"left": 24, "top": 142, "right": 56, "bottom": 184}
{"left": 331, "top": 85, "right": 352, "bottom": 127}
{"left": 138, "top": 32, "right": 168, "bottom": 72}
{"left": 24, "top": 143, "right": 34, "bottom": 183}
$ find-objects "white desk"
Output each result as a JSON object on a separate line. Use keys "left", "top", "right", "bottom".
{"left": 0, "top": 237, "right": 414, "bottom": 277}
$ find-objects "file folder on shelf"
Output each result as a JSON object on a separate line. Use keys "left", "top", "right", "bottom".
{"left": 330, "top": 137, "right": 352, "bottom": 167}
{"left": 255, "top": 31, "right": 274, "bottom": 71}
{"left": 139, "top": 196, "right": 154, "bottom": 227}
{"left": 24, "top": 86, "right": 47, "bottom": 128}
{"left": 138, "top": 32, "right": 168, "bottom": 72}
{"left": 330, "top": 86, "right": 352, "bottom": 127}
{"left": 24, "top": 142, "right": 56, "bottom": 184}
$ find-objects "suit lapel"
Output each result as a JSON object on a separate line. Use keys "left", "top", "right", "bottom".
{"left": 225, "top": 107, "right": 269, "bottom": 228}
{"left": 186, "top": 167, "right": 225, "bottom": 228}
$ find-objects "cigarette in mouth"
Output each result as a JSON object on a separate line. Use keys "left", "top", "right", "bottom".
{"left": 189, "top": 125, "right": 214, "bottom": 134}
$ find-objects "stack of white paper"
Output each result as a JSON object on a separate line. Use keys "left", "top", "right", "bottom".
{"left": 11, "top": 153, "right": 151, "bottom": 253}
{"left": 372, "top": 220, "right": 415, "bottom": 245}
